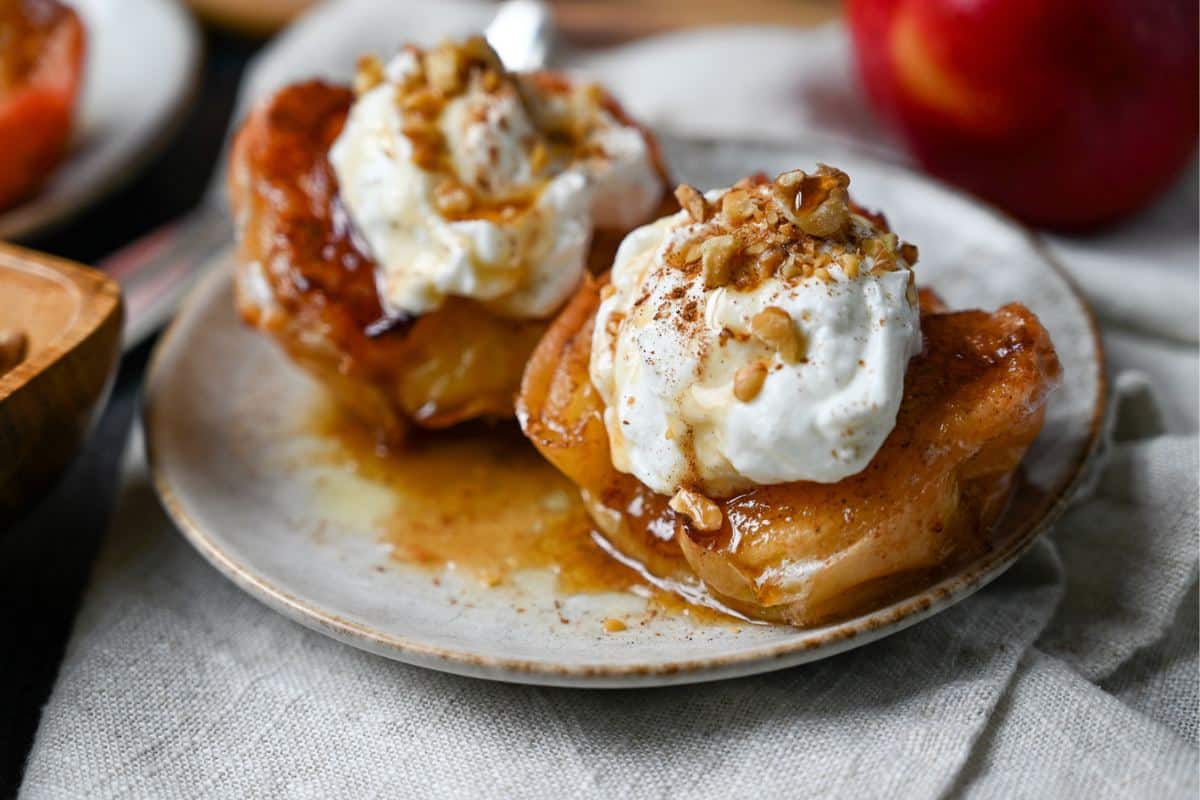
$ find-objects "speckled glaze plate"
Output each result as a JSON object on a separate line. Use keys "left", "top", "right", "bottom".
{"left": 144, "top": 137, "right": 1106, "bottom": 688}
{"left": 0, "top": 0, "right": 200, "bottom": 240}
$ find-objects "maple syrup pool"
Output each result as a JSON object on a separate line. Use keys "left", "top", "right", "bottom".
{"left": 305, "top": 404, "right": 744, "bottom": 629}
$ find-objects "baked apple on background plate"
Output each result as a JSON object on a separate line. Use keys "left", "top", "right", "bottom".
{"left": 0, "top": 0, "right": 198, "bottom": 240}
{"left": 0, "top": 0, "right": 85, "bottom": 213}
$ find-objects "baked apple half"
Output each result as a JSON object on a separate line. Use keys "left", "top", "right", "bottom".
{"left": 518, "top": 167, "right": 1061, "bottom": 626}
{"left": 229, "top": 37, "right": 671, "bottom": 442}
{"left": 0, "top": 0, "right": 86, "bottom": 211}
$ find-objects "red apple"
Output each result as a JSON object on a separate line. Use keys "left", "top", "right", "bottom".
{"left": 847, "top": 0, "right": 1198, "bottom": 229}
{"left": 0, "top": 0, "right": 86, "bottom": 212}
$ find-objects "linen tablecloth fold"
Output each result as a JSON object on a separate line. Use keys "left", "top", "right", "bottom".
{"left": 20, "top": 6, "right": 1199, "bottom": 798}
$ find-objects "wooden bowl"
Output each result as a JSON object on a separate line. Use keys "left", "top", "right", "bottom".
{"left": 0, "top": 243, "right": 123, "bottom": 527}
{"left": 185, "top": 0, "right": 317, "bottom": 36}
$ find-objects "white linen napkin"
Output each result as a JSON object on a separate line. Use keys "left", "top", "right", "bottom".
{"left": 20, "top": 4, "right": 1198, "bottom": 797}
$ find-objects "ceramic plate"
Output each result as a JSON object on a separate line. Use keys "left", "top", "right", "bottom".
{"left": 0, "top": 0, "right": 200, "bottom": 240}
{"left": 144, "top": 137, "right": 1106, "bottom": 688}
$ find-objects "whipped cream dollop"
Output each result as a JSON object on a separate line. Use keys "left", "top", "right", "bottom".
{"left": 329, "top": 40, "right": 663, "bottom": 319}
{"left": 590, "top": 168, "right": 923, "bottom": 498}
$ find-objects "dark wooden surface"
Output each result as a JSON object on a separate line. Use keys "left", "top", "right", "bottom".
{"left": 0, "top": 29, "right": 262, "bottom": 798}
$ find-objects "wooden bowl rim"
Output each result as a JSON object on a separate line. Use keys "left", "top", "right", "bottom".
{"left": 0, "top": 242, "right": 122, "bottom": 403}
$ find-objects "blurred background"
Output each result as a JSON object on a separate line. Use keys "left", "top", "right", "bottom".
{"left": 17, "top": 0, "right": 1199, "bottom": 267}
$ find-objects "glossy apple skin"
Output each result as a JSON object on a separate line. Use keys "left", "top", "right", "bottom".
{"left": 0, "top": 1, "right": 86, "bottom": 212}
{"left": 847, "top": 0, "right": 1198, "bottom": 229}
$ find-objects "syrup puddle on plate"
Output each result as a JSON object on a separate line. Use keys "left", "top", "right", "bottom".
{"left": 302, "top": 402, "right": 747, "bottom": 631}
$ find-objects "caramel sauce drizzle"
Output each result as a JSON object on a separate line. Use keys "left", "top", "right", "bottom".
{"left": 307, "top": 404, "right": 744, "bottom": 628}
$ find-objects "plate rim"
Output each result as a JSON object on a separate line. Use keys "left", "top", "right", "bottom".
{"left": 142, "top": 140, "right": 1109, "bottom": 687}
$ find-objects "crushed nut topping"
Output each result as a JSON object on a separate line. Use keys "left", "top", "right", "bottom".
{"left": 350, "top": 36, "right": 631, "bottom": 221}
{"left": 700, "top": 234, "right": 737, "bottom": 288}
{"left": 354, "top": 54, "right": 385, "bottom": 95}
{"left": 790, "top": 168, "right": 851, "bottom": 237}
{"left": 662, "top": 166, "right": 918, "bottom": 295}
{"left": 674, "top": 183, "right": 709, "bottom": 223}
{"left": 721, "top": 188, "right": 754, "bottom": 225}
{"left": 669, "top": 488, "right": 724, "bottom": 532}
{"left": 733, "top": 360, "right": 769, "bottom": 402}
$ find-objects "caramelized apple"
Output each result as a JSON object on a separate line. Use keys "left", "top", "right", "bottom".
{"left": 519, "top": 279, "right": 1061, "bottom": 625}
{"left": 229, "top": 73, "right": 672, "bottom": 442}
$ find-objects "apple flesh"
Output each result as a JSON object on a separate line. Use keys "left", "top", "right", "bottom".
{"left": 847, "top": 0, "right": 1198, "bottom": 229}
{"left": 0, "top": 0, "right": 86, "bottom": 212}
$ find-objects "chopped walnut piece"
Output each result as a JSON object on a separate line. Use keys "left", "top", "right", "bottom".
{"left": 842, "top": 253, "right": 861, "bottom": 279}
{"left": 674, "top": 184, "right": 709, "bottom": 223}
{"left": 558, "top": 82, "right": 607, "bottom": 136}
{"left": 796, "top": 185, "right": 849, "bottom": 237}
{"left": 529, "top": 140, "right": 549, "bottom": 174}
{"left": 862, "top": 237, "right": 898, "bottom": 273}
{"left": 669, "top": 488, "right": 724, "bottom": 532}
{"left": 733, "top": 360, "right": 768, "bottom": 402}
{"left": 402, "top": 118, "right": 444, "bottom": 170}
{"left": 772, "top": 166, "right": 853, "bottom": 239}
{"left": 458, "top": 35, "right": 503, "bottom": 72}
{"left": 700, "top": 234, "right": 738, "bottom": 288}
{"left": 721, "top": 189, "right": 755, "bottom": 225}
{"left": 425, "top": 42, "right": 465, "bottom": 94}
{"left": 399, "top": 87, "right": 442, "bottom": 117}
{"left": 756, "top": 246, "right": 785, "bottom": 279}
{"left": 775, "top": 169, "right": 807, "bottom": 191}
{"left": 750, "top": 306, "right": 804, "bottom": 363}
{"left": 433, "top": 178, "right": 474, "bottom": 215}
{"left": 354, "top": 54, "right": 384, "bottom": 95}
{"left": 899, "top": 242, "right": 919, "bottom": 265}
{"left": 780, "top": 254, "right": 803, "bottom": 279}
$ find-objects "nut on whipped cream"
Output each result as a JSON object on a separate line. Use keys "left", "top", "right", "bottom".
{"left": 589, "top": 167, "right": 923, "bottom": 498}
{"left": 329, "top": 38, "right": 663, "bottom": 319}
